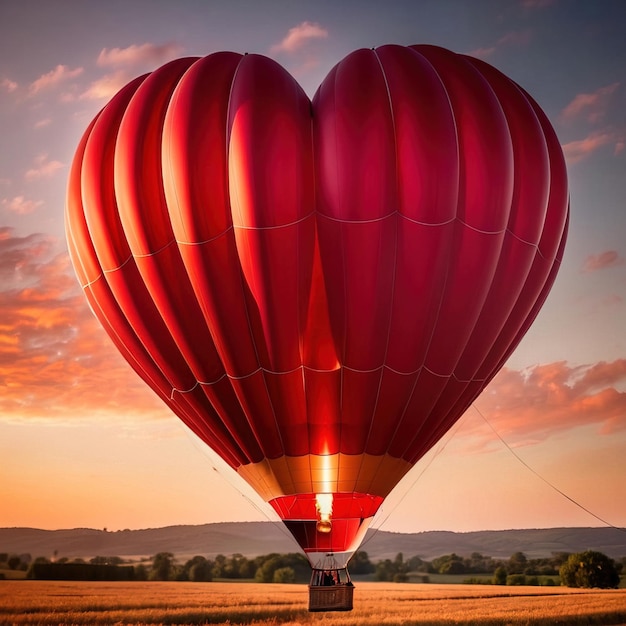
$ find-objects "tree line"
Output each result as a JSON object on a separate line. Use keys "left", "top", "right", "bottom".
{"left": 372, "top": 550, "right": 623, "bottom": 588}
{"left": 2, "top": 549, "right": 623, "bottom": 588}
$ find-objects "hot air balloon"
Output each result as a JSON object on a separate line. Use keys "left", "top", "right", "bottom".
{"left": 65, "top": 44, "right": 568, "bottom": 610}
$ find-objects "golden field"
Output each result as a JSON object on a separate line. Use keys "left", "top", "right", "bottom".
{"left": 1, "top": 580, "right": 626, "bottom": 625}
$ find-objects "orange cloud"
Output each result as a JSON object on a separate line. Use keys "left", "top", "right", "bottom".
{"left": 0, "top": 230, "right": 165, "bottom": 423}
{"left": 475, "top": 360, "right": 626, "bottom": 445}
{"left": 581, "top": 250, "right": 624, "bottom": 273}
{"left": 97, "top": 42, "right": 182, "bottom": 67}
{"left": 271, "top": 21, "right": 329, "bottom": 54}
{"left": 81, "top": 71, "right": 133, "bottom": 101}
{"left": 28, "top": 64, "right": 83, "bottom": 95}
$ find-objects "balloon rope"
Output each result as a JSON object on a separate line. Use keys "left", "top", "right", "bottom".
{"left": 177, "top": 419, "right": 298, "bottom": 547}
{"left": 472, "top": 403, "right": 626, "bottom": 533}
{"left": 359, "top": 417, "right": 464, "bottom": 550}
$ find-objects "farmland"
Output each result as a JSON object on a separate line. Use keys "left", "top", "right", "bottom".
{"left": 2, "top": 581, "right": 626, "bottom": 625}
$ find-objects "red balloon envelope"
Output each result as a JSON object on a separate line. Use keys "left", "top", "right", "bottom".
{"left": 65, "top": 45, "right": 568, "bottom": 565}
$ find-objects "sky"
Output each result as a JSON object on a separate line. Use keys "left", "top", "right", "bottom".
{"left": 0, "top": 0, "right": 625, "bottom": 540}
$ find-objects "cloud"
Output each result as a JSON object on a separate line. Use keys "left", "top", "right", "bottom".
{"left": 561, "top": 130, "right": 621, "bottom": 163}
{"left": 1, "top": 196, "right": 44, "bottom": 215}
{"left": 34, "top": 118, "right": 52, "bottom": 129}
{"left": 24, "top": 154, "right": 64, "bottom": 180}
{"left": 29, "top": 65, "right": 83, "bottom": 95}
{"left": 271, "top": 21, "right": 329, "bottom": 54}
{"left": 97, "top": 42, "right": 182, "bottom": 67}
{"left": 0, "top": 229, "right": 165, "bottom": 423}
{"left": 80, "top": 70, "right": 134, "bottom": 101}
{"left": 474, "top": 360, "right": 626, "bottom": 445}
{"left": 2, "top": 78, "right": 18, "bottom": 93}
{"left": 467, "top": 47, "right": 496, "bottom": 59}
{"left": 82, "top": 42, "right": 181, "bottom": 101}
{"left": 561, "top": 83, "right": 620, "bottom": 124}
{"left": 497, "top": 30, "right": 532, "bottom": 47}
{"left": 468, "top": 30, "right": 531, "bottom": 59}
{"left": 581, "top": 250, "right": 625, "bottom": 273}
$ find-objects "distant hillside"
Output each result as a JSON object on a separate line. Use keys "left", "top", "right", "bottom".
{"left": 1, "top": 523, "right": 625, "bottom": 562}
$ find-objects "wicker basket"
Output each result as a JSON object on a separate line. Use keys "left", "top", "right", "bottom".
{"left": 308, "top": 584, "right": 354, "bottom": 612}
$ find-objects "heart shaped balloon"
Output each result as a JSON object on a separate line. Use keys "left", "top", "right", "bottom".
{"left": 66, "top": 44, "right": 568, "bottom": 565}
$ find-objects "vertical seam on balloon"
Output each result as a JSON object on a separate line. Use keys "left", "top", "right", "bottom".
{"left": 362, "top": 47, "right": 400, "bottom": 469}
{"left": 465, "top": 64, "right": 554, "bottom": 384}
{"left": 384, "top": 46, "right": 460, "bottom": 461}
{"left": 401, "top": 54, "right": 499, "bottom": 461}
{"left": 225, "top": 53, "right": 288, "bottom": 465}
{"left": 162, "top": 64, "right": 187, "bottom": 244}
{"left": 402, "top": 53, "right": 519, "bottom": 462}
{"left": 329, "top": 61, "right": 347, "bottom": 462}
{"left": 165, "top": 57, "right": 266, "bottom": 466}
{"left": 304, "top": 89, "right": 316, "bottom": 462}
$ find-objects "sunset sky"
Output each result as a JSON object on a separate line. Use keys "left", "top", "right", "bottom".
{"left": 1, "top": 0, "right": 625, "bottom": 541}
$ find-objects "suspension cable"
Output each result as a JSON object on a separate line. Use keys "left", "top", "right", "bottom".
{"left": 472, "top": 403, "right": 626, "bottom": 533}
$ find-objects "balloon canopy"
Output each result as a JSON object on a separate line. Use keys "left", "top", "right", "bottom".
{"left": 65, "top": 44, "right": 568, "bottom": 566}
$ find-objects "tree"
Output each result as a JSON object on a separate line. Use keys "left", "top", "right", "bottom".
{"left": 90, "top": 556, "right": 123, "bottom": 566}
{"left": 432, "top": 553, "right": 465, "bottom": 575}
{"left": 273, "top": 566, "right": 296, "bottom": 583}
{"left": 255, "top": 555, "right": 284, "bottom": 583}
{"left": 374, "top": 553, "right": 411, "bottom": 582}
{"left": 212, "top": 554, "right": 227, "bottom": 579}
{"left": 350, "top": 551, "right": 374, "bottom": 575}
{"left": 186, "top": 556, "right": 213, "bottom": 582}
{"left": 493, "top": 566, "right": 507, "bottom": 585}
{"left": 150, "top": 552, "right": 176, "bottom": 581}
{"left": 7, "top": 555, "right": 21, "bottom": 570}
{"left": 508, "top": 552, "right": 527, "bottom": 574}
{"left": 559, "top": 551, "right": 620, "bottom": 589}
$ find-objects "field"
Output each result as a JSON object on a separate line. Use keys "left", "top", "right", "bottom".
{"left": 2, "top": 581, "right": 626, "bottom": 625}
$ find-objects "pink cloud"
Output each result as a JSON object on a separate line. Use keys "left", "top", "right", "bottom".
{"left": 1, "top": 196, "right": 43, "bottom": 215}
{"left": 29, "top": 65, "right": 83, "bottom": 95}
{"left": 34, "top": 118, "right": 52, "bottom": 129}
{"left": 562, "top": 130, "right": 619, "bottom": 163}
{"left": 24, "top": 154, "right": 64, "bottom": 180}
{"left": 561, "top": 83, "right": 620, "bottom": 124}
{"left": 97, "top": 42, "right": 182, "bottom": 67}
{"left": 474, "top": 360, "right": 626, "bottom": 445}
{"left": 271, "top": 21, "right": 329, "bottom": 54}
{"left": 1, "top": 77, "right": 18, "bottom": 93}
{"left": 581, "top": 250, "right": 624, "bottom": 273}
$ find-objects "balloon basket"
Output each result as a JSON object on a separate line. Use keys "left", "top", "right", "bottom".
{"left": 308, "top": 556, "right": 354, "bottom": 612}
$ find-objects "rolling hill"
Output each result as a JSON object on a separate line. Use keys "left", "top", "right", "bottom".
{"left": 2, "top": 523, "right": 625, "bottom": 562}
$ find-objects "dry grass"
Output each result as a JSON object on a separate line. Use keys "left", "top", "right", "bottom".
{"left": 1, "top": 580, "right": 626, "bottom": 625}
